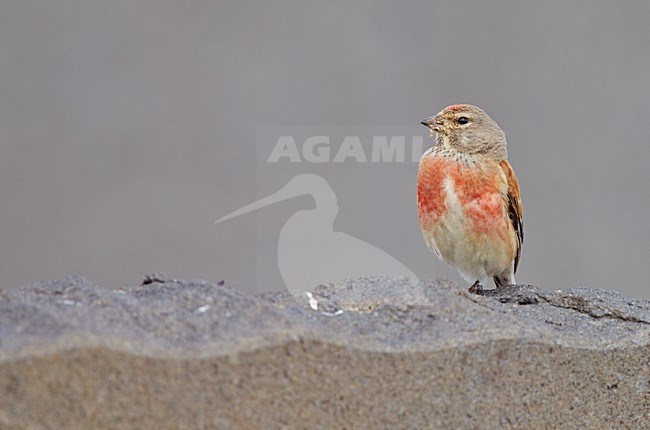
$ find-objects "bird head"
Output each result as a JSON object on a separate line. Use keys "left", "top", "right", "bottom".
{"left": 421, "top": 104, "right": 507, "bottom": 159}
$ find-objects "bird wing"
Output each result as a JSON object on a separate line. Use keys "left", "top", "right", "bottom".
{"left": 499, "top": 160, "right": 524, "bottom": 273}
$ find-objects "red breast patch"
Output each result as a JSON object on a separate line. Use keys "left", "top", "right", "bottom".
{"left": 417, "top": 157, "right": 450, "bottom": 226}
{"left": 418, "top": 156, "right": 506, "bottom": 235}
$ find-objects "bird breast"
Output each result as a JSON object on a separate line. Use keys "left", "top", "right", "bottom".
{"left": 417, "top": 154, "right": 514, "bottom": 263}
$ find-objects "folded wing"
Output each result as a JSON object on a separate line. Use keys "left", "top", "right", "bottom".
{"left": 499, "top": 160, "right": 524, "bottom": 273}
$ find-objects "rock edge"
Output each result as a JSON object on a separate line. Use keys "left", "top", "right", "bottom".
{"left": 0, "top": 276, "right": 648, "bottom": 429}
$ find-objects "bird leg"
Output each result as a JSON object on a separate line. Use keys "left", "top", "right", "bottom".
{"left": 468, "top": 280, "right": 484, "bottom": 295}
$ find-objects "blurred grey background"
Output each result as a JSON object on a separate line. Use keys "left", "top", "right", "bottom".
{"left": 1, "top": 1, "right": 649, "bottom": 299}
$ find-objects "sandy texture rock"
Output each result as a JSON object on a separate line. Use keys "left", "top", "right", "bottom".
{"left": 0, "top": 275, "right": 648, "bottom": 429}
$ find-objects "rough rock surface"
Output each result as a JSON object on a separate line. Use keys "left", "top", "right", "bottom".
{"left": 0, "top": 275, "right": 648, "bottom": 429}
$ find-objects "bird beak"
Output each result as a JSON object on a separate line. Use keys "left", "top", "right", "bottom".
{"left": 420, "top": 115, "right": 445, "bottom": 136}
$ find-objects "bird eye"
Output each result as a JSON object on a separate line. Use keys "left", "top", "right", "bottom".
{"left": 457, "top": 116, "right": 469, "bottom": 124}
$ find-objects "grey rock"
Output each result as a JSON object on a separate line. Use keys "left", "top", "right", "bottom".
{"left": 0, "top": 275, "right": 648, "bottom": 429}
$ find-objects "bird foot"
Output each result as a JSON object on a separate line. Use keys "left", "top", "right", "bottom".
{"left": 468, "top": 281, "right": 484, "bottom": 295}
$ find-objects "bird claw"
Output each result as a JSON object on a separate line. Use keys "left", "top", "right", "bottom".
{"left": 468, "top": 281, "right": 484, "bottom": 295}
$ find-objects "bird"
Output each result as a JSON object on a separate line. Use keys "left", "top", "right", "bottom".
{"left": 417, "top": 104, "right": 523, "bottom": 294}
{"left": 216, "top": 174, "right": 417, "bottom": 294}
